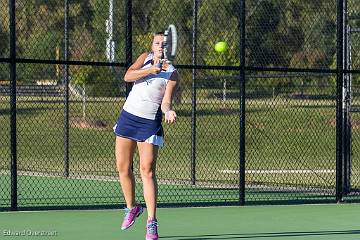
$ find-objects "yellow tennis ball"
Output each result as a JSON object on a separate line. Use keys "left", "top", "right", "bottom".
{"left": 214, "top": 41, "right": 228, "bottom": 53}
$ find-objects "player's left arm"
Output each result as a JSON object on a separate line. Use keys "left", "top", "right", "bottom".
{"left": 161, "top": 70, "right": 180, "bottom": 124}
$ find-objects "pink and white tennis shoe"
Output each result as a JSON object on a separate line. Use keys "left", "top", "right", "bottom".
{"left": 146, "top": 219, "right": 159, "bottom": 240}
{"left": 121, "top": 205, "right": 143, "bottom": 230}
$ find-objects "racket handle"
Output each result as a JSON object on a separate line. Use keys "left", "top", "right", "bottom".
{"left": 155, "top": 62, "right": 162, "bottom": 68}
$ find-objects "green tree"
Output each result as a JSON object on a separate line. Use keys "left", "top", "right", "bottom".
{"left": 195, "top": 0, "right": 241, "bottom": 89}
{"left": 0, "top": 0, "right": 8, "bottom": 58}
{"left": 0, "top": 26, "right": 8, "bottom": 58}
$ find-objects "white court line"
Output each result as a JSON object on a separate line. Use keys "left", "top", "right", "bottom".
{"left": 220, "top": 169, "right": 336, "bottom": 174}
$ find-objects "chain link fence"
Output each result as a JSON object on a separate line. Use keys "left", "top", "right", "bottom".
{"left": 1, "top": 0, "right": 360, "bottom": 210}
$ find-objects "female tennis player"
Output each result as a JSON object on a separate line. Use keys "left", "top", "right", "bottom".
{"left": 114, "top": 32, "right": 179, "bottom": 240}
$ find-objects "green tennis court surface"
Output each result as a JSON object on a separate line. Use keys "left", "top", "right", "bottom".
{"left": 0, "top": 204, "right": 359, "bottom": 240}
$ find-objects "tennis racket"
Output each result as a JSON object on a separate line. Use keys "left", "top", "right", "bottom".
{"left": 163, "top": 24, "right": 177, "bottom": 63}
{"left": 157, "top": 24, "right": 177, "bottom": 68}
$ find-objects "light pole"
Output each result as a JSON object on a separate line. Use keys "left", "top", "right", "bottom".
{"left": 106, "top": 0, "right": 115, "bottom": 62}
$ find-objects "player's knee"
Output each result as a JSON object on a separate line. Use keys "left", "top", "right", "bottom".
{"left": 140, "top": 164, "right": 154, "bottom": 179}
{"left": 117, "top": 162, "right": 132, "bottom": 175}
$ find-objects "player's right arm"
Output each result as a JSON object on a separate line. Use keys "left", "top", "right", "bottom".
{"left": 124, "top": 52, "right": 161, "bottom": 82}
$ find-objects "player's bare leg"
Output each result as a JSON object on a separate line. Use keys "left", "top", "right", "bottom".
{"left": 137, "top": 142, "right": 158, "bottom": 220}
{"left": 116, "top": 136, "right": 137, "bottom": 208}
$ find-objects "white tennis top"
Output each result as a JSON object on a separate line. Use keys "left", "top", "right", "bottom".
{"left": 123, "top": 53, "right": 176, "bottom": 120}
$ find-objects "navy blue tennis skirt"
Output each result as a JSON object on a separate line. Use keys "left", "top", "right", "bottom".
{"left": 113, "top": 110, "right": 163, "bottom": 141}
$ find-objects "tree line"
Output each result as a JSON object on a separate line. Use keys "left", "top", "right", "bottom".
{"left": 0, "top": 0, "right": 359, "bottom": 96}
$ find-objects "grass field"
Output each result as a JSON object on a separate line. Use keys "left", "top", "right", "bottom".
{"left": 1, "top": 88, "right": 360, "bottom": 208}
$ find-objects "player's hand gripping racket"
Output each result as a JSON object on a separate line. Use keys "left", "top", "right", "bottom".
{"left": 156, "top": 24, "right": 177, "bottom": 68}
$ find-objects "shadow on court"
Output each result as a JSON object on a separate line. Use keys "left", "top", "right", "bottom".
{"left": 160, "top": 230, "right": 360, "bottom": 239}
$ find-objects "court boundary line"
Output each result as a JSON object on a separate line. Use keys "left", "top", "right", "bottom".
{"left": 220, "top": 169, "right": 336, "bottom": 174}
{"left": 0, "top": 169, "right": 337, "bottom": 193}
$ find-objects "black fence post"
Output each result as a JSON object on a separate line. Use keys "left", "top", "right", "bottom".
{"left": 239, "top": 0, "right": 246, "bottom": 206}
{"left": 191, "top": 0, "right": 198, "bottom": 185}
{"left": 336, "top": 0, "right": 345, "bottom": 202}
{"left": 63, "top": 0, "right": 70, "bottom": 177}
{"left": 125, "top": 0, "right": 132, "bottom": 97}
{"left": 9, "top": 0, "right": 17, "bottom": 211}
{"left": 343, "top": 0, "right": 351, "bottom": 195}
